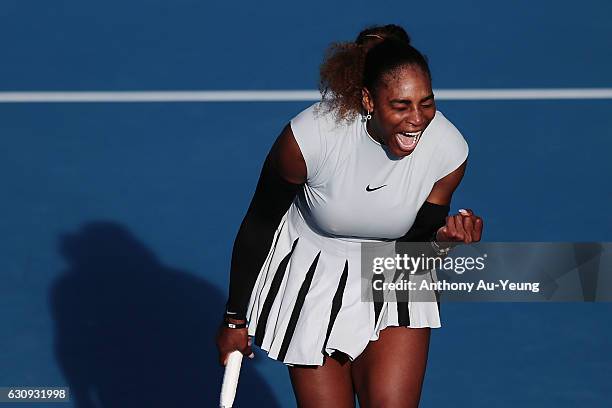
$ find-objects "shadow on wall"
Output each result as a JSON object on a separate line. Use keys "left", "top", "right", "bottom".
{"left": 49, "top": 221, "right": 279, "bottom": 408}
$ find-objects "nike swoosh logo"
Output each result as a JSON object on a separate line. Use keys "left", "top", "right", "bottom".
{"left": 366, "top": 184, "right": 387, "bottom": 192}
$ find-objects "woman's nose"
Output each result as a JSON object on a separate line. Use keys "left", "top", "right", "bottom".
{"left": 407, "top": 109, "right": 424, "bottom": 127}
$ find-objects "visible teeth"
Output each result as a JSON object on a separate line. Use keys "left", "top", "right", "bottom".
{"left": 396, "top": 131, "right": 422, "bottom": 150}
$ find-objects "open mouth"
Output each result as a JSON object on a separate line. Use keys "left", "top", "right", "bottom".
{"left": 395, "top": 131, "right": 422, "bottom": 151}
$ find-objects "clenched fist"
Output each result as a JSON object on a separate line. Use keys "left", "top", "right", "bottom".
{"left": 436, "top": 208, "right": 483, "bottom": 244}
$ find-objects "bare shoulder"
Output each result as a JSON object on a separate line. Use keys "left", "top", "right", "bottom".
{"left": 269, "top": 123, "right": 307, "bottom": 185}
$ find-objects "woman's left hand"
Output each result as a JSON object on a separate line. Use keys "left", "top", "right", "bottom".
{"left": 436, "top": 208, "right": 483, "bottom": 244}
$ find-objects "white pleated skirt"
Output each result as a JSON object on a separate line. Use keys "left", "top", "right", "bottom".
{"left": 246, "top": 203, "right": 441, "bottom": 367}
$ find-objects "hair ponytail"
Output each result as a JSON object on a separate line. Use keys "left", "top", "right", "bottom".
{"left": 318, "top": 42, "right": 367, "bottom": 122}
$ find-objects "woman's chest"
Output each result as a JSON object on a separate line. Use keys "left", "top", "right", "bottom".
{"left": 304, "top": 144, "right": 437, "bottom": 239}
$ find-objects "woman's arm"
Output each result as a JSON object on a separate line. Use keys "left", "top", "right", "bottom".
{"left": 398, "top": 161, "right": 467, "bottom": 242}
{"left": 224, "top": 124, "right": 306, "bottom": 322}
{"left": 427, "top": 160, "right": 466, "bottom": 206}
{"left": 428, "top": 160, "right": 483, "bottom": 244}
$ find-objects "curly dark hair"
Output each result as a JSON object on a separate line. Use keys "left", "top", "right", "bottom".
{"left": 318, "top": 24, "right": 430, "bottom": 122}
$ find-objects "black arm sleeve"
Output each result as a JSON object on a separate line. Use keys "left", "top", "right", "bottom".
{"left": 397, "top": 201, "right": 450, "bottom": 243}
{"left": 395, "top": 201, "right": 450, "bottom": 266}
{"left": 224, "top": 154, "right": 301, "bottom": 321}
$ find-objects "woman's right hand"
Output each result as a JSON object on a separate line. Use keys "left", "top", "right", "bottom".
{"left": 215, "top": 319, "right": 254, "bottom": 366}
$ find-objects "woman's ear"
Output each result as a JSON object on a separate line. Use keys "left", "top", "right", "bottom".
{"left": 361, "top": 87, "right": 374, "bottom": 113}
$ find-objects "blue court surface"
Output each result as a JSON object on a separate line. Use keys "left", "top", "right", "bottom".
{"left": 1, "top": 1, "right": 611, "bottom": 407}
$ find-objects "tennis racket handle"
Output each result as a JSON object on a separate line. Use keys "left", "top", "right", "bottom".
{"left": 220, "top": 350, "right": 243, "bottom": 408}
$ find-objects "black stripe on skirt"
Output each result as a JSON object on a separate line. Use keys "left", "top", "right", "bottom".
{"left": 247, "top": 219, "right": 286, "bottom": 324}
{"left": 394, "top": 270, "right": 410, "bottom": 326}
{"left": 254, "top": 238, "right": 299, "bottom": 348}
{"left": 277, "top": 251, "right": 321, "bottom": 361}
{"left": 322, "top": 260, "right": 349, "bottom": 356}
{"left": 372, "top": 270, "right": 385, "bottom": 329}
{"left": 430, "top": 270, "right": 441, "bottom": 313}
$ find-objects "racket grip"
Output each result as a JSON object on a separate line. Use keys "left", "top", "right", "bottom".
{"left": 220, "top": 350, "right": 243, "bottom": 408}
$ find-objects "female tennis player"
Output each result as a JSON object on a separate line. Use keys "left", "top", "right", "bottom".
{"left": 216, "top": 24, "right": 483, "bottom": 407}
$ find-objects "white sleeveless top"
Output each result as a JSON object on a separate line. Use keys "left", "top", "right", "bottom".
{"left": 290, "top": 102, "right": 469, "bottom": 241}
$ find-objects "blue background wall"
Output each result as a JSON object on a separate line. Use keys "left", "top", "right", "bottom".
{"left": 1, "top": 1, "right": 611, "bottom": 406}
